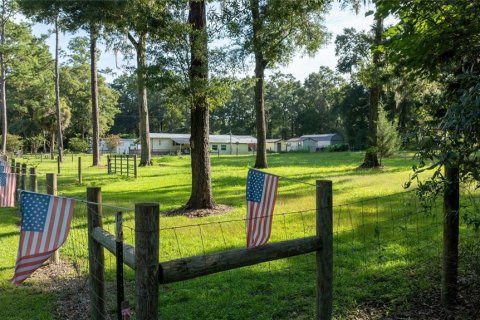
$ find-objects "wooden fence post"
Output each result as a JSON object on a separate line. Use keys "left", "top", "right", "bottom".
{"left": 134, "top": 155, "right": 138, "bottom": 178}
{"left": 114, "top": 155, "right": 117, "bottom": 174}
{"left": 135, "top": 203, "right": 159, "bottom": 320}
{"left": 107, "top": 155, "right": 111, "bottom": 174}
{"left": 20, "top": 163, "right": 27, "bottom": 191}
{"left": 120, "top": 155, "right": 123, "bottom": 175}
{"left": 57, "top": 156, "right": 61, "bottom": 175}
{"left": 316, "top": 180, "right": 333, "bottom": 320}
{"left": 46, "top": 173, "right": 60, "bottom": 264}
{"left": 29, "top": 167, "right": 37, "bottom": 192}
{"left": 87, "top": 187, "right": 106, "bottom": 320}
{"left": 10, "top": 158, "right": 15, "bottom": 174}
{"left": 15, "top": 163, "right": 20, "bottom": 204}
{"left": 78, "top": 157, "right": 82, "bottom": 184}
{"left": 127, "top": 155, "right": 130, "bottom": 178}
{"left": 116, "top": 212, "right": 125, "bottom": 320}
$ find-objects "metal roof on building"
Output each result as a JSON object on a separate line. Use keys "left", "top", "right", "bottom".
{"left": 287, "top": 134, "right": 341, "bottom": 142}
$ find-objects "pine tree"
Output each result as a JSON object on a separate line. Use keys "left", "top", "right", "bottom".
{"left": 376, "top": 105, "right": 399, "bottom": 166}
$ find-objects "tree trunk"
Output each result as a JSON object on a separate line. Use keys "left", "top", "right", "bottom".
{"left": 251, "top": 0, "right": 268, "bottom": 168}
{"left": 0, "top": 0, "right": 7, "bottom": 154}
{"left": 442, "top": 164, "right": 460, "bottom": 306}
{"left": 361, "top": 15, "right": 382, "bottom": 168}
{"left": 132, "top": 33, "right": 152, "bottom": 166}
{"left": 50, "top": 132, "right": 55, "bottom": 160}
{"left": 54, "top": 17, "right": 64, "bottom": 162}
{"left": 90, "top": 23, "right": 100, "bottom": 166}
{"left": 186, "top": 0, "right": 215, "bottom": 209}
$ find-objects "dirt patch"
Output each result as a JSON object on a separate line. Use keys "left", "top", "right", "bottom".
{"left": 163, "top": 204, "right": 233, "bottom": 218}
{"left": 30, "top": 261, "right": 90, "bottom": 320}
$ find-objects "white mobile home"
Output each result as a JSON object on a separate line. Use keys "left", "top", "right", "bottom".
{"left": 149, "top": 133, "right": 257, "bottom": 155}
{"left": 287, "top": 134, "right": 343, "bottom": 152}
{"left": 100, "top": 138, "right": 137, "bottom": 154}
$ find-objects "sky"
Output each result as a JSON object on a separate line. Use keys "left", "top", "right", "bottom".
{"left": 30, "top": 2, "right": 376, "bottom": 83}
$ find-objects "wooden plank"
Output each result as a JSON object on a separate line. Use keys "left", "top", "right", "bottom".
{"left": 135, "top": 203, "right": 159, "bottom": 320}
{"left": 316, "top": 180, "right": 333, "bottom": 320}
{"left": 160, "top": 236, "right": 321, "bottom": 284}
{"left": 91, "top": 227, "right": 135, "bottom": 270}
{"left": 87, "top": 187, "right": 106, "bottom": 320}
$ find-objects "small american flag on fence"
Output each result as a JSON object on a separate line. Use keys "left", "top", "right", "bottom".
{"left": 12, "top": 191, "right": 75, "bottom": 285}
{"left": 246, "top": 169, "right": 279, "bottom": 248}
{"left": 0, "top": 172, "right": 16, "bottom": 207}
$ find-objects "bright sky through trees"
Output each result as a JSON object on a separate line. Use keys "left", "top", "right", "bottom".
{"left": 30, "top": 2, "right": 377, "bottom": 82}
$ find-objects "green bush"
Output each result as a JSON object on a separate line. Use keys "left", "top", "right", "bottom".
{"left": 324, "top": 143, "right": 349, "bottom": 152}
{"left": 68, "top": 137, "right": 89, "bottom": 153}
{"left": 0, "top": 134, "right": 24, "bottom": 153}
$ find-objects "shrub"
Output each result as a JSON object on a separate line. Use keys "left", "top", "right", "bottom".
{"left": 324, "top": 143, "right": 350, "bottom": 152}
{"left": 105, "top": 134, "right": 122, "bottom": 153}
{"left": 0, "top": 134, "right": 24, "bottom": 154}
{"left": 69, "top": 137, "right": 89, "bottom": 153}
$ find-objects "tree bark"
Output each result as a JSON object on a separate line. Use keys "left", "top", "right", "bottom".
{"left": 50, "top": 131, "right": 55, "bottom": 160}
{"left": 361, "top": 15, "right": 382, "bottom": 168}
{"left": 0, "top": 0, "right": 7, "bottom": 154}
{"left": 251, "top": 0, "right": 268, "bottom": 168}
{"left": 186, "top": 0, "right": 215, "bottom": 209}
{"left": 442, "top": 164, "right": 460, "bottom": 306}
{"left": 90, "top": 23, "right": 100, "bottom": 166}
{"left": 54, "top": 16, "right": 64, "bottom": 162}
{"left": 130, "top": 32, "right": 152, "bottom": 166}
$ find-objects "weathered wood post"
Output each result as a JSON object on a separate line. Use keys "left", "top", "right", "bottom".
{"left": 316, "top": 180, "right": 333, "bottom": 320}
{"left": 10, "top": 158, "right": 15, "bottom": 174}
{"left": 57, "top": 155, "right": 61, "bottom": 175}
{"left": 134, "top": 155, "right": 138, "bottom": 178}
{"left": 87, "top": 187, "right": 106, "bottom": 320}
{"left": 116, "top": 212, "right": 125, "bottom": 320}
{"left": 78, "top": 157, "right": 82, "bottom": 184}
{"left": 15, "top": 163, "right": 20, "bottom": 203}
{"left": 135, "top": 203, "right": 160, "bottom": 320}
{"left": 114, "top": 155, "right": 117, "bottom": 174}
{"left": 29, "top": 167, "right": 37, "bottom": 192}
{"left": 126, "top": 155, "right": 130, "bottom": 178}
{"left": 20, "top": 163, "right": 27, "bottom": 191}
{"left": 107, "top": 155, "right": 111, "bottom": 174}
{"left": 120, "top": 155, "right": 123, "bottom": 175}
{"left": 46, "top": 173, "right": 60, "bottom": 264}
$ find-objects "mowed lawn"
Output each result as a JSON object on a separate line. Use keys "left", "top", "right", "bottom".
{"left": 0, "top": 152, "right": 478, "bottom": 319}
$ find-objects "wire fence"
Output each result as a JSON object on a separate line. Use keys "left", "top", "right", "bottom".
{"left": 8, "top": 159, "right": 480, "bottom": 319}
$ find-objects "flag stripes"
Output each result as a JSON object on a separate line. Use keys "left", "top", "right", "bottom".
{"left": 0, "top": 172, "right": 16, "bottom": 207}
{"left": 246, "top": 170, "right": 279, "bottom": 248}
{"left": 12, "top": 193, "right": 74, "bottom": 285}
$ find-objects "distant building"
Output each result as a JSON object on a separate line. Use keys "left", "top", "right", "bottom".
{"left": 149, "top": 133, "right": 257, "bottom": 155}
{"left": 286, "top": 134, "right": 343, "bottom": 152}
{"left": 266, "top": 139, "right": 287, "bottom": 152}
{"left": 100, "top": 138, "right": 137, "bottom": 154}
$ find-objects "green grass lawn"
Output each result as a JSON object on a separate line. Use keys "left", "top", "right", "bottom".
{"left": 0, "top": 152, "right": 478, "bottom": 319}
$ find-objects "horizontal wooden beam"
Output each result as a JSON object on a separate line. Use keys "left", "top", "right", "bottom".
{"left": 91, "top": 227, "right": 136, "bottom": 270}
{"left": 159, "top": 236, "right": 321, "bottom": 284}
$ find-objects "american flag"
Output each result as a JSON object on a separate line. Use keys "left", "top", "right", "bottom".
{"left": 12, "top": 191, "right": 75, "bottom": 285}
{"left": 246, "top": 169, "right": 279, "bottom": 248}
{"left": 0, "top": 158, "right": 10, "bottom": 173}
{"left": 0, "top": 172, "right": 16, "bottom": 207}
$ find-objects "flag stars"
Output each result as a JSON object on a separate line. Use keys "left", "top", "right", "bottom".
{"left": 21, "top": 192, "right": 50, "bottom": 232}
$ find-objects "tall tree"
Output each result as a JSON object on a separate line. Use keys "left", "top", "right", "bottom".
{"left": 53, "top": 15, "right": 63, "bottom": 161}
{"left": 360, "top": 13, "right": 382, "bottom": 168}
{"left": 0, "top": 0, "right": 16, "bottom": 153}
{"left": 222, "top": 0, "right": 329, "bottom": 168}
{"left": 89, "top": 22, "right": 100, "bottom": 165}
{"left": 382, "top": 0, "right": 480, "bottom": 305}
{"left": 187, "top": 0, "right": 214, "bottom": 209}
